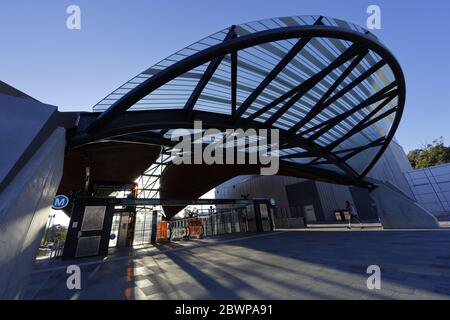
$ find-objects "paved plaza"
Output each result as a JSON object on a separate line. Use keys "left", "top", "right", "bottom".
{"left": 24, "top": 228, "right": 450, "bottom": 300}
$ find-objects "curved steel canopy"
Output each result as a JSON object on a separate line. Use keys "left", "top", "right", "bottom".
{"left": 72, "top": 15, "right": 406, "bottom": 186}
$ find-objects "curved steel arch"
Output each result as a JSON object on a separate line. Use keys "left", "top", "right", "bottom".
{"left": 72, "top": 109, "right": 367, "bottom": 184}
{"left": 87, "top": 25, "right": 404, "bottom": 130}
{"left": 78, "top": 20, "right": 406, "bottom": 186}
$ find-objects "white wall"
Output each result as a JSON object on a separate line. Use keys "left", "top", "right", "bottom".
{"left": 0, "top": 93, "right": 68, "bottom": 299}
{"left": 0, "top": 128, "right": 66, "bottom": 299}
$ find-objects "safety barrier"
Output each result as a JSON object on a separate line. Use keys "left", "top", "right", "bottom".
{"left": 156, "top": 221, "right": 169, "bottom": 241}
{"left": 168, "top": 208, "right": 249, "bottom": 241}
{"left": 202, "top": 209, "right": 248, "bottom": 236}
{"left": 170, "top": 226, "right": 188, "bottom": 241}
{"left": 188, "top": 220, "right": 204, "bottom": 238}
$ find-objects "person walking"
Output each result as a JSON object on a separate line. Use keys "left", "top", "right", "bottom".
{"left": 346, "top": 200, "right": 364, "bottom": 229}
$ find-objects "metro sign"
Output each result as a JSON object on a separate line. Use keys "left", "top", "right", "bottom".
{"left": 52, "top": 195, "right": 69, "bottom": 210}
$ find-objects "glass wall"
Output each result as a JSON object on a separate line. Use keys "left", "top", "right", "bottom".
{"left": 133, "top": 208, "right": 164, "bottom": 246}
{"left": 405, "top": 164, "right": 450, "bottom": 215}
{"left": 133, "top": 210, "right": 153, "bottom": 246}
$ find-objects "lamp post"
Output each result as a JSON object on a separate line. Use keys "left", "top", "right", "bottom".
{"left": 43, "top": 214, "right": 56, "bottom": 245}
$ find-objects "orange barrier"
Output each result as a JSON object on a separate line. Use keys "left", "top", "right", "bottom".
{"left": 188, "top": 219, "right": 204, "bottom": 238}
{"left": 156, "top": 221, "right": 169, "bottom": 242}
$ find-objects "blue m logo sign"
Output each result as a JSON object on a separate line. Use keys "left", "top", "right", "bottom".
{"left": 52, "top": 195, "right": 69, "bottom": 210}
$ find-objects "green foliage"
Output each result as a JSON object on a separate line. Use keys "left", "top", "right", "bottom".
{"left": 408, "top": 137, "right": 450, "bottom": 169}
{"left": 42, "top": 224, "right": 68, "bottom": 245}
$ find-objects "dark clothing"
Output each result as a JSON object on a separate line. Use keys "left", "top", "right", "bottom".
{"left": 346, "top": 204, "right": 356, "bottom": 216}
{"left": 346, "top": 203, "right": 362, "bottom": 228}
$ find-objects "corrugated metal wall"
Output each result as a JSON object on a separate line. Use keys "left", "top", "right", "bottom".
{"left": 316, "top": 182, "right": 353, "bottom": 221}
{"left": 216, "top": 140, "right": 415, "bottom": 222}
{"left": 216, "top": 175, "right": 303, "bottom": 208}
{"left": 366, "top": 140, "right": 414, "bottom": 199}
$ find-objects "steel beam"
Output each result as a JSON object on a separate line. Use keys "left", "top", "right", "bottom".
{"left": 304, "top": 83, "right": 397, "bottom": 141}
{"left": 267, "top": 48, "right": 369, "bottom": 127}
{"left": 85, "top": 25, "right": 404, "bottom": 134}
{"left": 327, "top": 106, "right": 398, "bottom": 152}
{"left": 288, "top": 59, "right": 387, "bottom": 135}
{"left": 244, "top": 43, "right": 364, "bottom": 123}
{"left": 184, "top": 26, "right": 237, "bottom": 111}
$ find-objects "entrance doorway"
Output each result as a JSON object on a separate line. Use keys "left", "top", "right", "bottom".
{"left": 62, "top": 198, "right": 115, "bottom": 260}
{"left": 63, "top": 197, "right": 274, "bottom": 260}
{"left": 116, "top": 212, "right": 132, "bottom": 247}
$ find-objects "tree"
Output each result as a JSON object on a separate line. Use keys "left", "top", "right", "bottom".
{"left": 42, "top": 224, "right": 68, "bottom": 245}
{"left": 407, "top": 137, "right": 450, "bottom": 169}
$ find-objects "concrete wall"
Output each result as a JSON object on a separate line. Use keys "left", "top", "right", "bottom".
{"left": 0, "top": 93, "right": 69, "bottom": 299}
{"left": 370, "top": 182, "right": 440, "bottom": 229}
{"left": 0, "top": 128, "right": 65, "bottom": 299}
{"left": 0, "top": 93, "right": 61, "bottom": 193}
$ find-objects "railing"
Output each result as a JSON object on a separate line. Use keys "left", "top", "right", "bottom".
{"left": 169, "top": 208, "right": 249, "bottom": 240}
{"left": 51, "top": 245, "right": 64, "bottom": 258}
{"left": 37, "top": 242, "right": 64, "bottom": 259}
{"left": 203, "top": 209, "right": 249, "bottom": 236}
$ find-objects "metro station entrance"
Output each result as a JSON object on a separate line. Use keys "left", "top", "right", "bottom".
{"left": 62, "top": 197, "right": 274, "bottom": 260}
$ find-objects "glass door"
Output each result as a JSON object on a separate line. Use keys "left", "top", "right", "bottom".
{"left": 75, "top": 206, "right": 106, "bottom": 258}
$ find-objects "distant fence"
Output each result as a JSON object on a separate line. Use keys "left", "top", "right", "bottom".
{"left": 52, "top": 245, "right": 64, "bottom": 258}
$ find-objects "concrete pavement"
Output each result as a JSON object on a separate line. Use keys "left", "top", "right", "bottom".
{"left": 23, "top": 229, "right": 450, "bottom": 300}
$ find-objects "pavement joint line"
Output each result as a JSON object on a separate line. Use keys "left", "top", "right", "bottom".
{"left": 31, "top": 231, "right": 288, "bottom": 274}
{"left": 28, "top": 267, "right": 55, "bottom": 300}
{"left": 88, "top": 263, "right": 103, "bottom": 280}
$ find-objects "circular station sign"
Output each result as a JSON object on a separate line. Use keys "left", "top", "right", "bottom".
{"left": 52, "top": 195, "right": 69, "bottom": 210}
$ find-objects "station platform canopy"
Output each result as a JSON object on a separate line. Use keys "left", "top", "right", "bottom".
{"left": 60, "top": 15, "right": 405, "bottom": 218}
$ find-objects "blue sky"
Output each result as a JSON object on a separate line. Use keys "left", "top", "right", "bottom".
{"left": 1, "top": 0, "right": 449, "bottom": 152}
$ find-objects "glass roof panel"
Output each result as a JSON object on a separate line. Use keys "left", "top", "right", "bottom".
{"left": 91, "top": 15, "right": 400, "bottom": 181}
{"left": 93, "top": 15, "right": 375, "bottom": 112}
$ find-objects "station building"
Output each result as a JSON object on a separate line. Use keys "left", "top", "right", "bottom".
{"left": 216, "top": 139, "right": 416, "bottom": 224}
{"left": 0, "top": 15, "right": 442, "bottom": 299}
